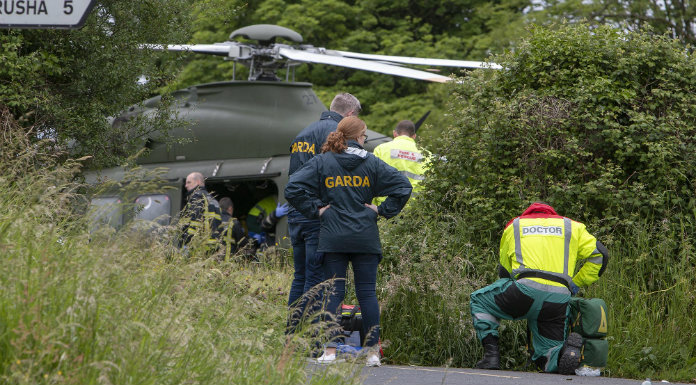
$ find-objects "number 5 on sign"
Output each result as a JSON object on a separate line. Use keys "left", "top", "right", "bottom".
{"left": 0, "top": 0, "right": 96, "bottom": 29}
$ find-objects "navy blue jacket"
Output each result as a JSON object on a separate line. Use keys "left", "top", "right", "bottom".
{"left": 289, "top": 110, "right": 343, "bottom": 176}
{"left": 285, "top": 141, "right": 412, "bottom": 254}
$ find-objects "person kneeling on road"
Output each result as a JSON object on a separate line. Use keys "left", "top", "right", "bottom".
{"left": 470, "top": 202, "right": 609, "bottom": 374}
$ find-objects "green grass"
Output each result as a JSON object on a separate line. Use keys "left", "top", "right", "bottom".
{"left": 378, "top": 207, "right": 696, "bottom": 382}
{"left": 3, "top": 129, "right": 695, "bottom": 383}
{"left": 0, "top": 156, "right": 361, "bottom": 385}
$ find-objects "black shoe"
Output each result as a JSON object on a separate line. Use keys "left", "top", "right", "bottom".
{"left": 558, "top": 332, "right": 583, "bottom": 375}
{"left": 475, "top": 343, "right": 500, "bottom": 370}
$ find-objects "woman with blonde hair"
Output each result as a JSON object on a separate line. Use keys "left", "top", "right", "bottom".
{"left": 285, "top": 116, "right": 412, "bottom": 367}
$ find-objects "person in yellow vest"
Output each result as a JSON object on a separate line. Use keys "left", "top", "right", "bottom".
{"left": 246, "top": 195, "right": 289, "bottom": 250}
{"left": 372, "top": 120, "right": 425, "bottom": 206}
{"left": 470, "top": 202, "right": 609, "bottom": 374}
{"left": 179, "top": 172, "right": 222, "bottom": 253}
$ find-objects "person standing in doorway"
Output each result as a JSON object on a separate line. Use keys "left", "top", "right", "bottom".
{"left": 179, "top": 172, "right": 222, "bottom": 254}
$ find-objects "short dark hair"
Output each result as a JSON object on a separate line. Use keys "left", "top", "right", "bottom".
{"left": 394, "top": 120, "right": 416, "bottom": 136}
{"left": 219, "top": 197, "right": 233, "bottom": 213}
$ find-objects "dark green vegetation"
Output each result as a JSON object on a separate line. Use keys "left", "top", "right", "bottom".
{"left": 0, "top": 0, "right": 197, "bottom": 167}
{"left": 379, "top": 24, "right": 696, "bottom": 381}
{"left": 4, "top": 0, "right": 694, "bottom": 164}
{"left": 4, "top": 0, "right": 696, "bottom": 382}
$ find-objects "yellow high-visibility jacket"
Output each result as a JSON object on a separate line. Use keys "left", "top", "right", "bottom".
{"left": 247, "top": 195, "right": 276, "bottom": 234}
{"left": 499, "top": 203, "right": 608, "bottom": 291}
{"left": 372, "top": 136, "right": 425, "bottom": 206}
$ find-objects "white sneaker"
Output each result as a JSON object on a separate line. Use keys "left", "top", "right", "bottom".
{"left": 366, "top": 354, "right": 381, "bottom": 367}
{"left": 316, "top": 352, "right": 344, "bottom": 364}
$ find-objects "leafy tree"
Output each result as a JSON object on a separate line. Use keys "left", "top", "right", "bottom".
{"left": 0, "top": 0, "right": 203, "bottom": 167}
{"left": 540, "top": 0, "right": 696, "bottom": 46}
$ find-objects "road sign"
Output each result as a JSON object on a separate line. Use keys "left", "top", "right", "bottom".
{"left": 0, "top": 0, "right": 96, "bottom": 29}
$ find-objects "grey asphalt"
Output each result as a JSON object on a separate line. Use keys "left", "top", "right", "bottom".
{"left": 307, "top": 363, "right": 688, "bottom": 385}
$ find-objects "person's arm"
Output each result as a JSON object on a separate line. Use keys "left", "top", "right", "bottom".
{"left": 572, "top": 224, "right": 609, "bottom": 287}
{"left": 261, "top": 203, "right": 290, "bottom": 231}
{"left": 372, "top": 158, "right": 412, "bottom": 218}
{"left": 284, "top": 158, "right": 325, "bottom": 219}
{"left": 206, "top": 199, "right": 222, "bottom": 239}
{"left": 180, "top": 192, "right": 205, "bottom": 244}
{"left": 498, "top": 224, "right": 514, "bottom": 278}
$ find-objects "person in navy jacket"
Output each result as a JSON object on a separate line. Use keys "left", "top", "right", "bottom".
{"left": 285, "top": 116, "right": 412, "bottom": 367}
{"left": 286, "top": 93, "right": 362, "bottom": 336}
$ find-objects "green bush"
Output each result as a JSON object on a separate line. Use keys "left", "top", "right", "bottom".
{"left": 427, "top": 23, "right": 696, "bottom": 237}
{"left": 379, "top": 23, "right": 696, "bottom": 381}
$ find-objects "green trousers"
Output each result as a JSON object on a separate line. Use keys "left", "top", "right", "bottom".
{"left": 470, "top": 278, "right": 571, "bottom": 372}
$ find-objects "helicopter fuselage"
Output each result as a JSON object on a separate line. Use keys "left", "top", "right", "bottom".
{"left": 86, "top": 81, "right": 390, "bottom": 248}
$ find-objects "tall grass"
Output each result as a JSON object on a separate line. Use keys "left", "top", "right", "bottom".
{"left": 378, "top": 207, "right": 696, "bottom": 382}
{"left": 0, "top": 117, "right": 361, "bottom": 384}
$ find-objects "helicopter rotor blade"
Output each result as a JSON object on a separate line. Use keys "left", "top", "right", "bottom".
{"left": 330, "top": 50, "right": 502, "bottom": 69}
{"left": 140, "top": 43, "right": 250, "bottom": 58}
{"left": 278, "top": 48, "right": 452, "bottom": 83}
{"left": 414, "top": 110, "right": 431, "bottom": 133}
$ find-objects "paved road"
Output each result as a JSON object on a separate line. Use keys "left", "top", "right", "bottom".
{"left": 307, "top": 363, "right": 688, "bottom": 385}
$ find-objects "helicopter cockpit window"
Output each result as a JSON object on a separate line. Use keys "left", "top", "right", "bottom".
{"left": 134, "top": 194, "right": 171, "bottom": 225}
{"left": 88, "top": 197, "right": 123, "bottom": 231}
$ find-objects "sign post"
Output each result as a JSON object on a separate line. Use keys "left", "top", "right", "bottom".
{"left": 0, "top": 0, "right": 96, "bottom": 29}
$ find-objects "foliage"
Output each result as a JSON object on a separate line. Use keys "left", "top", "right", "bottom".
{"left": 0, "top": 0, "right": 201, "bottom": 167}
{"left": 426, "top": 23, "right": 696, "bottom": 239}
{"left": 377, "top": 23, "right": 696, "bottom": 381}
{"left": 166, "top": 0, "right": 532, "bottom": 138}
{"left": 539, "top": 0, "right": 696, "bottom": 46}
{"left": 0, "top": 109, "right": 360, "bottom": 385}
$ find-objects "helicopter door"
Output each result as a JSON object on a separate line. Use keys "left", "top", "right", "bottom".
{"left": 204, "top": 178, "right": 286, "bottom": 248}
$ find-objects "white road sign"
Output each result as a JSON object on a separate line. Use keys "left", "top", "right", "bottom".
{"left": 0, "top": 0, "right": 96, "bottom": 29}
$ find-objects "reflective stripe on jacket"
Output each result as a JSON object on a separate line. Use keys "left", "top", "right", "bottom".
{"left": 372, "top": 136, "right": 425, "bottom": 206}
{"left": 180, "top": 186, "right": 222, "bottom": 247}
{"left": 247, "top": 196, "right": 276, "bottom": 234}
{"left": 499, "top": 203, "right": 608, "bottom": 292}
{"left": 220, "top": 212, "right": 245, "bottom": 260}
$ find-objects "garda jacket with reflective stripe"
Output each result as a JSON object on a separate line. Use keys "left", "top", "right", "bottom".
{"left": 372, "top": 136, "right": 426, "bottom": 206}
{"left": 220, "top": 212, "right": 245, "bottom": 261}
{"left": 179, "top": 186, "right": 222, "bottom": 248}
{"left": 499, "top": 203, "right": 608, "bottom": 292}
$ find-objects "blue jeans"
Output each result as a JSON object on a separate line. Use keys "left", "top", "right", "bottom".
{"left": 323, "top": 252, "right": 381, "bottom": 348}
{"left": 286, "top": 213, "right": 323, "bottom": 334}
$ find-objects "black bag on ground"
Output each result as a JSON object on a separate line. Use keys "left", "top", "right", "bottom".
{"left": 339, "top": 304, "right": 363, "bottom": 347}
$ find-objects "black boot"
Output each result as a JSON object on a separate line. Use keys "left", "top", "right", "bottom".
{"left": 475, "top": 336, "right": 500, "bottom": 370}
{"left": 557, "top": 332, "right": 583, "bottom": 375}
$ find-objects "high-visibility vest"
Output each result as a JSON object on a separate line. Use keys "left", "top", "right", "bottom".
{"left": 499, "top": 215, "right": 605, "bottom": 291}
{"left": 372, "top": 136, "right": 426, "bottom": 206}
{"left": 247, "top": 196, "right": 276, "bottom": 234}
